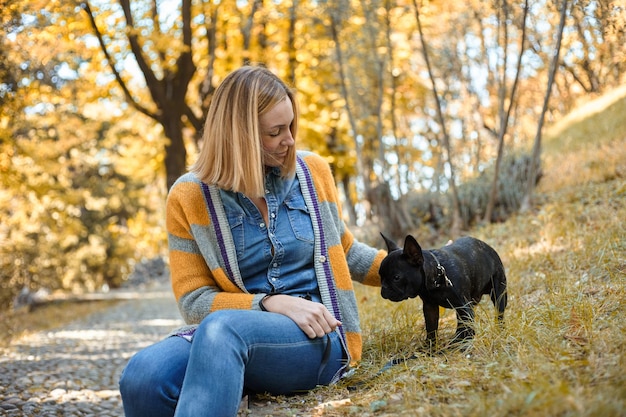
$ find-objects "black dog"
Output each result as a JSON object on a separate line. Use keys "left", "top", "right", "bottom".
{"left": 379, "top": 234, "right": 507, "bottom": 346}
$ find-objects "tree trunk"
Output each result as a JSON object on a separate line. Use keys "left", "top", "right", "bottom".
{"left": 521, "top": 0, "right": 569, "bottom": 212}
{"left": 161, "top": 114, "right": 188, "bottom": 190}
{"left": 412, "top": 0, "right": 463, "bottom": 235}
{"left": 341, "top": 175, "right": 358, "bottom": 226}
{"left": 84, "top": 0, "right": 197, "bottom": 191}
{"left": 329, "top": 10, "right": 372, "bottom": 220}
{"left": 484, "top": 0, "right": 528, "bottom": 223}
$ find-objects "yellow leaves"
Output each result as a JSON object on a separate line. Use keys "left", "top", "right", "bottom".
{"left": 84, "top": 194, "right": 109, "bottom": 211}
{"left": 59, "top": 233, "right": 80, "bottom": 250}
{"left": 349, "top": 15, "right": 366, "bottom": 25}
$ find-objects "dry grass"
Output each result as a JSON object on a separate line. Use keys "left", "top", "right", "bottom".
{"left": 4, "top": 90, "right": 625, "bottom": 416}
{"left": 250, "top": 91, "right": 626, "bottom": 415}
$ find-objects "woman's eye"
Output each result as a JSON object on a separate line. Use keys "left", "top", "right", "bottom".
{"left": 269, "top": 130, "right": 280, "bottom": 137}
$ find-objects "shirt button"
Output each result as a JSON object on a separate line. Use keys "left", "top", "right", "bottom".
{"left": 265, "top": 189, "right": 270, "bottom": 194}
{"left": 260, "top": 222, "right": 265, "bottom": 228}
{"left": 273, "top": 263, "right": 278, "bottom": 268}
{"left": 270, "top": 213, "right": 276, "bottom": 218}
{"left": 319, "top": 255, "right": 327, "bottom": 263}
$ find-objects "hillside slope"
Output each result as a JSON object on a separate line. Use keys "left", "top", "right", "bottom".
{"left": 276, "top": 88, "right": 626, "bottom": 416}
{"left": 352, "top": 88, "right": 626, "bottom": 416}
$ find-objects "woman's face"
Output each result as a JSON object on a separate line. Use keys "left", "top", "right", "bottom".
{"left": 259, "top": 96, "right": 295, "bottom": 168}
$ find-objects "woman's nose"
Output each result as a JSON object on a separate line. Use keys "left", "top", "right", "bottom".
{"left": 282, "top": 131, "right": 295, "bottom": 146}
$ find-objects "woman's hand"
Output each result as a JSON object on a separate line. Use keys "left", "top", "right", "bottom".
{"left": 261, "top": 294, "right": 341, "bottom": 339}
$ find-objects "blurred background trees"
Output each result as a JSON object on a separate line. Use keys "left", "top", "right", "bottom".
{"left": 1, "top": 0, "right": 624, "bottom": 309}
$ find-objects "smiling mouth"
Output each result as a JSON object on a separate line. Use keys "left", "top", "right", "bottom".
{"left": 266, "top": 149, "right": 287, "bottom": 157}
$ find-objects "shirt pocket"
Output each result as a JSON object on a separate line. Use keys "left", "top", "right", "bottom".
{"left": 284, "top": 192, "right": 315, "bottom": 244}
{"left": 225, "top": 212, "right": 245, "bottom": 259}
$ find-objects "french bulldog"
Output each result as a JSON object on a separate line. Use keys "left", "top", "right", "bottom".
{"left": 379, "top": 234, "right": 507, "bottom": 346}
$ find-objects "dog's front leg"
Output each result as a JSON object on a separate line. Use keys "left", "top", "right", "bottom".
{"left": 422, "top": 301, "right": 440, "bottom": 350}
{"left": 453, "top": 305, "right": 475, "bottom": 342}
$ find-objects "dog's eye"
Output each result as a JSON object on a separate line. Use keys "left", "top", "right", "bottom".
{"left": 393, "top": 275, "right": 402, "bottom": 282}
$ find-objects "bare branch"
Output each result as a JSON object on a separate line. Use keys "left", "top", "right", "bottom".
{"left": 118, "top": 0, "right": 164, "bottom": 108}
{"left": 184, "top": 104, "right": 203, "bottom": 133}
{"left": 80, "top": 0, "right": 157, "bottom": 121}
{"left": 151, "top": 0, "right": 167, "bottom": 65}
{"left": 174, "top": 0, "right": 196, "bottom": 96}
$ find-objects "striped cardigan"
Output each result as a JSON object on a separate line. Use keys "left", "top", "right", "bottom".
{"left": 166, "top": 150, "right": 385, "bottom": 364}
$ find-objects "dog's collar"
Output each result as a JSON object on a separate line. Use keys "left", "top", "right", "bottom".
{"left": 428, "top": 252, "right": 453, "bottom": 289}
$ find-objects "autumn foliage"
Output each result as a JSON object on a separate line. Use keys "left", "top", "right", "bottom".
{"left": 1, "top": 0, "right": 624, "bottom": 311}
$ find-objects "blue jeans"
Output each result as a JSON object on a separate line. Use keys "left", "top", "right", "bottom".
{"left": 119, "top": 310, "right": 346, "bottom": 417}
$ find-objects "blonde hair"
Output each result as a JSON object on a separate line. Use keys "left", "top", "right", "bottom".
{"left": 191, "top": 66, "right": 298, "bottom": 197}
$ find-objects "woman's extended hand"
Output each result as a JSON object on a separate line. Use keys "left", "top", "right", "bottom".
{"left": 261, "top": 294, "right": 341, "bottom": 339}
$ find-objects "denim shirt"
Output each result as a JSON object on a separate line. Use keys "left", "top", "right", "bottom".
{"left": 219, "top": 168, "right": 321, "bottom": 303}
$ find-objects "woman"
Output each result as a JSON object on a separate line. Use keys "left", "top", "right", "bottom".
{"left": 119, "top": 65, "right": 385, "bottom": 417}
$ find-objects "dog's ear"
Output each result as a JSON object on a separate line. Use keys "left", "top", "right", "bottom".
{"left": 403, "top": 235, "right": 424, "bottom": 265}
{"left": 380, "top": 233, "right": 400, "bottom": 252}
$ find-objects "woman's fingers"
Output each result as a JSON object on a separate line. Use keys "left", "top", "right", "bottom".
{"left": 263, "top": 294, "right": 341, "bottom": 338}
{"left": 322, "top": 308, "right": 342, "bottom": 330}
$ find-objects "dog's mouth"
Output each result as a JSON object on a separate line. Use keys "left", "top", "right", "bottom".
{"left": 381, "top": 287, "right": 415, "bottom": 302}
{"left": 384, "top": 294, "right": 410, "bottom": 302}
